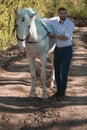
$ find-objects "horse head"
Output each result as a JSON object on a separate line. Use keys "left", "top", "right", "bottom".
{"left": 14, "top": 8, "right": 37, "bottom": 49}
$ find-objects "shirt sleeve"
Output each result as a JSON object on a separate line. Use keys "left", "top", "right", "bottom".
{"left": 42, "top": 17, "right": 58, "bottom": 25}
{"left": 41, "top": 18, "right": 55, "bottom": 33}
{"left": 41, "top": 18, "right": 54, "bottom": 25}
{"left": 65, "top": 22, "right": 75, "bottom": 38}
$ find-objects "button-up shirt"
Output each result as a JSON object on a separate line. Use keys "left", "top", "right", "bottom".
{"left": 43, "top": 17, "right": 75, "bottom": 48}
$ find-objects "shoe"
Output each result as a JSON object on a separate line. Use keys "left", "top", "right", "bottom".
{"left": 56, "top": 94, "right": 65, "bottom": 100}
{"left": 50, "top": 92, "right": 61, "bottom": 99}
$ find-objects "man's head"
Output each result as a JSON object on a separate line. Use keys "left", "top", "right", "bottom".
{"left": 58, "top": 7, "right": 67, "bottom": 21}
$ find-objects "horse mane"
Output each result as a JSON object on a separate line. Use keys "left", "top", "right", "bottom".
{"left": 26, "top": 8, "right": 54, "bottom": 41}
{"left": 30, "top": 14, "right": 48, "bottom": 41}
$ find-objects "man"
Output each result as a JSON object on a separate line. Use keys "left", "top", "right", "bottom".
{"left": 45, "top": 7, "right": 75, "bottom": 100}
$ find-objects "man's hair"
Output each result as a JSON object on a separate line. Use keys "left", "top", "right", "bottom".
{"left": 58, "top": 7, "right": 67, "bottom": 13}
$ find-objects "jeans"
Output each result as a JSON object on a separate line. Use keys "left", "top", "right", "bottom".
{"left": 54, "top": 46, "right": 73, "bottom": 95}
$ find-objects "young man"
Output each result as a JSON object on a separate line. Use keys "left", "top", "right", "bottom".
{"left": 45, "top": 7, "right": 75, "bottom": 100}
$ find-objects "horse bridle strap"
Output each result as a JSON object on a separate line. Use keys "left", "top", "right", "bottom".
{"left": 16, "top": 34, "right": 29, "bottom": 42}
{"left": 27, "top": 21, "right": 49, "bottom": 44}
{"left": 26, "top": 33, "right": 48, "bottom": 44}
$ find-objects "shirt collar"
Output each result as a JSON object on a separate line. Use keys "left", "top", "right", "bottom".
{"left": 58, "top": 18, "right": 68, "bottom": 24}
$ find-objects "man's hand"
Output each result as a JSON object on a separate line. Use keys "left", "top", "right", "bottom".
{"left": 48, "top": 32, "right": 55, "bottom": 39}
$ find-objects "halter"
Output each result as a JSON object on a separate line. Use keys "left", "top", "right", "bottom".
{"left": 16, "top": 25, "right": 30, "bottom": 42}
{"left": 16, "top": 34, "right": 29, "bottom": 42}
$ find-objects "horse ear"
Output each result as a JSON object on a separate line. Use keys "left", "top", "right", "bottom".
{"left": 15, "top": 7, "right": 19, "bottom": 15}
{"left": 30, "top": 12, "right": 37, "bottom": 18}
{"left": 26, "top": 8, "right": 37, "bottom": 18}
{"left": 15, "top": 10, "right": 18, "bottom": 15}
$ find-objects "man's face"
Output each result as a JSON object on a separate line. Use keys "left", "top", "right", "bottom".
{"left": 58, "top": 10, "right": 67, "bottom": 21}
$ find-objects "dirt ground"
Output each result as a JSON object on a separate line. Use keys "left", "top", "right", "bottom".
{"left": 0, "top": 27, "right": 87, "bottom": 130}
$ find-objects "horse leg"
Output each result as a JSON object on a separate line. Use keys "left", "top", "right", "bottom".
{"left": 50, "top": 57, "right": 55, "bottom": 88}
{"left": 29, "top": 57, "right": 36, "bottom": 98}
{"left": 41, "top": 55, "right": 48, "bottom": 99}
{"left": 50, "top": 69, "right": 55, "bottom": 87}
{"left": 48, "top": 49, "right": 55, "bottom": 88}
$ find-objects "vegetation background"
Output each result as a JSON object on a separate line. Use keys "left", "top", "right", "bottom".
{"left": 0, "top": 0, "right": 87, "bottom": 50}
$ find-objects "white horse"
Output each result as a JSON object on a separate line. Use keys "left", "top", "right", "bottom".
{"left": 15, "top": 8, "right": 55, "bottom": 99}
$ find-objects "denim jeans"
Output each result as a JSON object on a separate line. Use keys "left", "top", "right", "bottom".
{"left": 54, "top": 46, "right": 73, "bottom": 95}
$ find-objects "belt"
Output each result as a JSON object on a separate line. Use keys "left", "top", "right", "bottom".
{"left": 56, "top": 45, "right": 72, "bottom": 50}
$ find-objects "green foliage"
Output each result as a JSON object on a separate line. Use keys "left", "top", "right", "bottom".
{"left": 0, "top": 0, "right": 87, "bottom": 50}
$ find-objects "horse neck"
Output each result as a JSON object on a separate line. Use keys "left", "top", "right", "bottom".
{"left": 30, "top": 15, "right": 47, "bottom": 40}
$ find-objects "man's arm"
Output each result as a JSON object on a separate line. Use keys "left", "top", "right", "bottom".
{"left": 48, "top": 21, "right": 75, "bottom": 41}
{"left": 48, "top": 32, "right": 68, "bottom": 41}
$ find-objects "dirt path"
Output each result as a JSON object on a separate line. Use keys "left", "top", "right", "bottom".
{"left": 0, "top": 27, "right": 87, "bottom": 130}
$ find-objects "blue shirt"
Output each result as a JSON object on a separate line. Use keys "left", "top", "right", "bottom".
{"left": 43, "top": 17, "right": 75, "bottom": 48}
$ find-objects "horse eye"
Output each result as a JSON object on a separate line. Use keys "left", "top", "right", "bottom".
{"left": 28, "top": 25, "right": 30, "bottom": 28}
{"left": 22, "top": 17, "right": 25, "bottom": 22}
